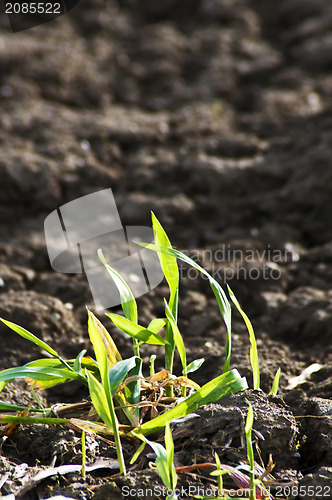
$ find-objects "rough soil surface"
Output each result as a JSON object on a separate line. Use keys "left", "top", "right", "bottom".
{"left": 1, "top": 0, "right": 332, "bottom": 498}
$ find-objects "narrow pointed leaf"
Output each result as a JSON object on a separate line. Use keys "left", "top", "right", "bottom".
{"left": 130, "top": 369, "right": 248, "bottom": 437}
{"left": 0, "top": 365, "right": 81, "bottom": 383}
{"left": 152, "top": 213, "right": 179, "bottom": 320}
{"left": 129, "top": 441, "right": 145, "bottom": 465}
{"left": 23, "top": 358, "right": 89, "bottom": 389}
{"left": 0, "top": 401, "right": 50, "bottom": 412}
{"left": 228, "top": 286, "right": 260, "bottom": 390}
{"left": 164, "top": 300, "right": 186, "bottom": 374}
{"left": 87, "top": 312, "right": 115, "bottom": 433}
{"left": 245, "top": 402, "right": 256, "bottom": 500}
{"left": 186, "top": 358, "right": 205, "bottom": 375}
{"left": 269, "top": 367, "right": 281, "bottom": 395}
{"left": 147, "top": 318, "right": 166, "bottom": 334}
{"left": 87, "top": 309, "right": 121, "bottom": 366}
{"left": 107, "top": 314, "right": 169, "bottom": 345}
{"left": 137, "top": 243, "right": 232, "bottom": 372}
{"left": 86, "top": 370, "right": 113, "bottom": 429}
{"left": 73, "top": 350, "right": 87, "bottom": 374}
{"left": 0, "top": 415, "right": 69, "bottom": 425}
{"left": 143, "top": 437, "right": 171, "bottom": 489}
{"left": 87, "top": 309, "right": 111, "bottom": 382}
{"left": 98, "top": 249, "right": 137, "bottom": 324}
{"left": 0, "top": 318, "right": 59, "bottom": 358}
{"left": 109, "top": 356, "right": 138, "bottom": 397}
{"left": 165, "top": 421, "right": 177, "bottom": 488}
{"left": 245, "top": 402, "right": 254, "bottom": 435}
{"left": 25, "top": 357, "right": 99, "bottom": 381}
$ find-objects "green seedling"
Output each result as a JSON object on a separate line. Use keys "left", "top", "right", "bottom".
{"left": 134, "top": 421, "right": 178, "bottom": 500}
{"left": 0, "top": 212, "right": 268, "bottom": 480}
{"left": 86, "top": 308, "right": 128, "bottom": 474}
{"left": 137, "top": 239, "right": 232, "bottom": 373}
{"left": 152, "top": 213, "right": 179, "bottom": 397}
{"left": 228, "top": 286, "right": 260, "bottom": 390}
{"left": 211, "top": 452, "right": 228, "bottom": 493}
{"left": 269, "top": 367, "right": 281, "bottom": 396}
{"left": 245, "top": 402, "right": 256, "bottom": 500}
{"left": 129, "top": 369, "right": 247, "bottom": 437}
{"left": 98, "top": 250, "right": 140, "bottom": 356}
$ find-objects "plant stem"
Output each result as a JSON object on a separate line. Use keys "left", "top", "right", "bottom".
{"left": 81, "top": 430, "right": 86, "bottom": 479}
{"left": 133, "top": 338, "right": 140, "bottom": 358}
{"left": 149, "top": 355, "right": 156, "bottom": 376}
{"left": 108, "top": 393, "right": 127, "bottom": 475}
{"left": 0, "top": 415, "right": 69, "bottom": 425}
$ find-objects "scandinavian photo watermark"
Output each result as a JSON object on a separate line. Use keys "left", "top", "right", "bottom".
{"left": 176, "top": 244, "right": 298, "bottom": 283}
{"left": 44, "top": 189, "right": 298, "bottom": 311}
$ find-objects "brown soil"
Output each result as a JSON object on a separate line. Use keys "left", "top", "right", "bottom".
{"left": 1, "top": 1, "right": 332, "bottom": 498}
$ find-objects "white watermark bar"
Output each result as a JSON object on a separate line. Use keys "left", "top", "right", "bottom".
{"left": 122, "top": 485, "right": 272, "bottom": 498}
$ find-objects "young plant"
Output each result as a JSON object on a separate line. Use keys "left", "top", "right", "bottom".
{"left": 86, "top": 308, "right": 128, "bottom": 474}
{"left": 152, "top": 213, "right": 179, "bottom": 396}
{"left": 0, "top": 211, "right": 265, "bottom": 479}
{"left": 137, "top": 236, "right": 232, "bottom": 373}
{"left": 98, "top": 250, "right": 140, "bottom": 356}
{"left": 210, "top": 452, "right": 229, "bottom": 495}
{"left": 245, "top": 402, "right": 256, "bottom": 500}
{"left": 134, "top": 422, "right": 178, "bottom": 500}
{"left": 129, "top": 368, "right": 247, "bottom": 437}
{"left": 269, "top": 367, "right": 281, "bottom": 396}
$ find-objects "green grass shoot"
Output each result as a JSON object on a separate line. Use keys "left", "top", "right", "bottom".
{"left": 137, "top": 238, "right": 232, "bottom": 373}
{"left": 87, "top": 307, "right": 127, "bottom": 474}
{"left": 134, "top": 421, "right": 178, "bottom": 500}
{"left": 227, "top": 286, "right": 260, "bottom": 390}
{"left": 245, "top": 402, "right": 255, "bottom": 500}
{"left": 0, "top": 211, "right": 271, "bottom": 482}
{"left": 269, "top": 367, "right": 281, "bottom": 395}
{"left": 129, "top": 369, "right": 248, "bottom": 437}
{"left": 98, "top": 249, "right": 139, "bottom": 356}
{"left": 152, "top": 213, "right": 180, "bottom": 396}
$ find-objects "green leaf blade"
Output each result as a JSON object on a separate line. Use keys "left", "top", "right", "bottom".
{"left": 0, "top": 318, "right": 59, "bottom": 358}
{"left": 137, "top": 243, "right": 232, "bottom": 372}
{"left": 108, "top": 356, "right": 138, "bottom": 397}
{"left": 130, "top": 369, "right": 248, "bottom": 437}
{"left": 147, "top": 318, "right": 166, "bottom": 334}
{"left": 86, "top": 370, "right": 113, "bottom": 429}
{"left": 98, "top": 250, "right": 137, "bottom": 324}
{"left": 147, "top": 438, "right": 171, "bottom": 489}
{"left": 152, "top": 213, "right": 179, "bottom": 319}
{"left": 73, "top": 349, "right": 87, "bottom": 374}
{"left": 107, "top": 314, "right": 169, "bottom": 345}
{"left": 228, "top": 286, "right": 260, "bottom": 390}
{"left": 0, "top": 401, "right": 50, "bottom": 413}
{"left": 0, "top": 365, "right": 81, "bottom": 384}
{"left": 269, "top": 367, "right": 281, "bottom": 395}
{"left": 164, "top": 300, "right": 186, "bottom": 375}
{"left": 186, "top": 358, "right": 205, "bottom": 375}
{"left": 165, "top": 421, "right": 177, "bottom": 489}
